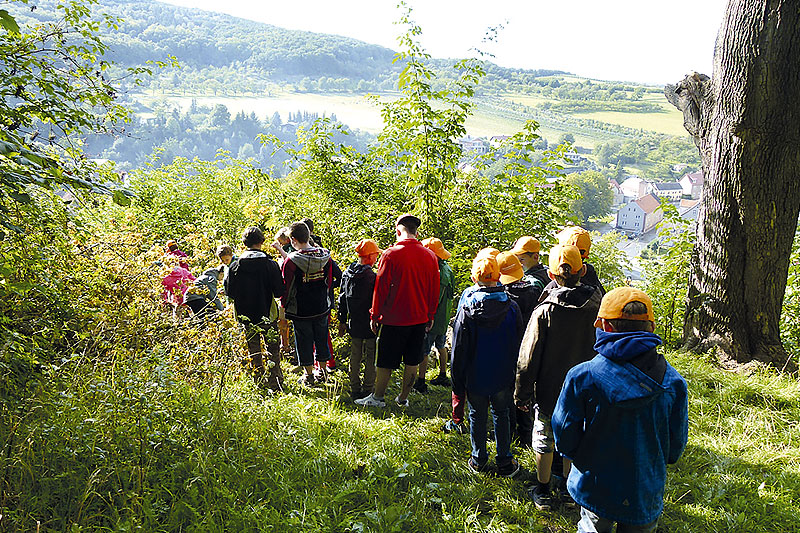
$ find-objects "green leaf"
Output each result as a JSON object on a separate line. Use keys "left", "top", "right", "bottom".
{"left": 8, "top": 190, "right": 31, "bottom": 204}
{"left": 112, "top": 189, "right": 131, "bottom": 206}
{"left": 0, "top": 10, "right": 20, "bottom": 34}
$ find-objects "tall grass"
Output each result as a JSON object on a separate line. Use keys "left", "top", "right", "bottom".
{"left": 1, "top": 348, "right": 798, "bottom": 532}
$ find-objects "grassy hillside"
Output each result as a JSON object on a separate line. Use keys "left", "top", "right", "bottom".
{"left": 3, "top": 347, "right": 798, "bottom": 532}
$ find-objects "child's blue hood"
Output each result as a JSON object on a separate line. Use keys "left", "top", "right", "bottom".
{"left": 594, "top": 330, "right": 663, "bottom": 361}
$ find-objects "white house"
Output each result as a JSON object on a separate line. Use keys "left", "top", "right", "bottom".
{"left": 616, "top": 193, "right": 664, "bottom": 235}
{"left": 609, "top": 179, "right": 625, "bottom": 205}
{"left": 457, "top": 136, "right": 488, "bottom": 154}
{"left": 647, "top": 181, "right": 684, "bottom": 202}
{"left": 679, "top": 171, "right": 704, "bottom": 199}
{"left": 619, "top": 176, "right": 648, "bottom": 200}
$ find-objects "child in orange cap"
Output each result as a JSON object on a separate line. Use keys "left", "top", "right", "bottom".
{"left": 496, "top": 250, "right": 541, "bottom": 449}
{"left": 515, "top": 244, "right": 603, "bottom": 510}
{"left": 552, "top": 287, "right": 688, "bottom": 532}
{"left": 414, "top": 238, "right": 455, "bottom": 392}
{"left": 549, "top": 226, "right": 605, "bottom": 296}
{"left": 338, "top": 239, "right": 381, "bottom": 400}
{"left": 450, "top": 253, "right": 525, "bottom": 477}
{"left": 510, "top": 236, "right": 549, "bottom": 290}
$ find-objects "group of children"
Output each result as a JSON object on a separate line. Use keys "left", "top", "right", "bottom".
{"left": 162, "top": 222, "right": 688, "bottom": 532}
{"left": 445, "top": 229, "right": 688, "bottom": 532}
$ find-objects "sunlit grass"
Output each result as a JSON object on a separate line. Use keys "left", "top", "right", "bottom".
{"left": 1, "top": 350, "right": 798, "bottom": 531}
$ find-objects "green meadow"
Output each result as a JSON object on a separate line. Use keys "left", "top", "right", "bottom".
{"left": 3, "top": 349, "right": 798, "bottom": 532}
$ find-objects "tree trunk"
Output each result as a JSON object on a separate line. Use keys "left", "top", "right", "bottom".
{"left": 665, "top": 0, "right": 800, "bottom": 371}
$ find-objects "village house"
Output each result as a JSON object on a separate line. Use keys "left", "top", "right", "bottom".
{"left": 680, "top": 170, "right": 704, "bottom": 199}
{"left": 457, "top": 135, "right": 488, "bottom": 154}
{"left": 609, "top": 179, "right": 625, "bottom": 206}
{"left": 616, "top": 193, "right": 664, "bottom": 235}
{"left": 619, "top": 176, "right": 648, "bottom": 201}
{"left": 647, "top": 181, "right": 684, "bottom": 202}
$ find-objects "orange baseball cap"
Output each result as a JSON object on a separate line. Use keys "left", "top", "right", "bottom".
{"left": 475, "top": 247, "right": 500, "bottom": 259}
{"left": 510, "top": 236, "right": 541, "bottom": 255}
{"left": 471, "top": 255, "right": 500, "bottom": 283}
{"left": 594, "top": 287, "right": 655, "bottom": 327}
{"left": 557, "top": 226, "right": 592, "bottom": 258}
{"left": 355, "top": 239, "right": 382, "bottom": 257}
{"left": 548, "top": 244, "right": 583, "bottom": 275}
{"left": 422, "top": 237, "right": 451, "bottom": 260}
{"left": 496, "top": 251, "right": 524, "bottom": 285}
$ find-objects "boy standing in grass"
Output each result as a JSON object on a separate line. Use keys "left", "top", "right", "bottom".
{"left": 515, "top": 245, "right": 602, "bottom": 509}
{"left": 338, "top": 239, "right": 381, "bottom": 400}
{"left": 414, "top": 237, "right": 455, "bottom": 393}
{"left": 281, "top": 221, "right": 336, "bottom": 386}
{"left": 226, "top": 227, "right": 285, "bottom": 391}
{"left": 496, "top": 250, "right": 540, "bottom": 449}
{"left": 451, "top": 253, "right": 524, "bottom": 477}
{"left": 552, "top": 287, "right": 688, "bottom": 532}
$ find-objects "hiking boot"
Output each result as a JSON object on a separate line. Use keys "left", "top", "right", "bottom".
{"left": 528, "top": 484, "right": 554, "bottom": 511}
{"left": 297, "top": 373, "right": 316, "bottom": 387}
{"left": 413, "top": 378, "right": 428, "bottom": 394}
{"left": 468, "top": 456, "right": 490, "bottom": 473}
{"left": 394, "top": 395, "right": 409, "bottom": 407}
{"left": 430, "top": 374, "right": 450, "bottom": 386}
{"left": 354, "top": 393, "right": 386, "bottom": 407}
{"left": 442, "top": 420, "right": 467, "bottom": 434}
{"left": 497, "top": 457, "right": 520, "bottom": 478}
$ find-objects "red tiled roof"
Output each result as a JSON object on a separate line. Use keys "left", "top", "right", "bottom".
{"left": 635, "top": 193, "right": 661, "bottom": 214}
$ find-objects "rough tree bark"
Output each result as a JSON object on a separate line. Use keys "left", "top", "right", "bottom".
{"left": 665, "top": 0, "right": 800, "bottom": 371}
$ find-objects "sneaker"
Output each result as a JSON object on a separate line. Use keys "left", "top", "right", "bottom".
{"left": 326, "top": 363, "right": 338, "bottom": 371}
{"left": 354, "top": 393, "right": 386, "bottom": 407}
{"left": 442, "top": 420, "right": 467, "bottom": 434}
{"left": 412, "top": 379, "right": 428, "bottom": 394}
{"left": 467, "top": 456, "right": 490, "bottom": 473}
{"left": 314, "top": 369, "right": 328, "bottom": 383}
{"left": 557, "top": 480, "right": 576, "bottom": 507}
{"left": 528, "top": 484, "right": 554, "bottom": 511}
{"left": 394, "top": 395, "right": 409, "bottom": 407}
{"left": 497, "top": 457, "right": 520, "bottom": 478}
{"left": 430, "top": 374, "right": 450, "bottom": 386}
{"left": 297, "top": 373, "right": 316, "bottom": 387}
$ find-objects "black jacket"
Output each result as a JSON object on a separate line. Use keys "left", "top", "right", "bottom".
{"left": 226, "top": 249, "right": 284, "bottom": 325}
{"left": 504, "top": 278, "right": 542, "bottom": 327}
{"left": 542, "top": 261, "right": 605, "bottom": 299}
{"left": 337, "top": 261, "right": 376, "bottom": 339}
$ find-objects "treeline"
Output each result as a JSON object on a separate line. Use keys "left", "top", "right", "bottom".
{"left": 85, "top": 101, "right": 373, "bottom": 171}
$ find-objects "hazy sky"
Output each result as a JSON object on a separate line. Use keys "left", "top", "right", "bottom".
{"left": 161, "top": 0, "right": 728, "bottom": 85}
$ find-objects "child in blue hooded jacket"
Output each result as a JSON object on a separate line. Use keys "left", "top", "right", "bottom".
{"left": 450, "top": 251, "right": 524, "bottom": 477}
{"left": 552, "top": 287, "right": 688, "bottom": 533}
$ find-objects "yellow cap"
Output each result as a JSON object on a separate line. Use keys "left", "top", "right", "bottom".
{"left": 548, "top": 244, "right": 583, "bottom": 275}
{"left": 510, "top": 236, "right": 541, "bottom": 255}
{"left": 496, "top": 251, "right": 524, "bottom": 285}
{"left": 557, "top": 226, "right": 591, "bottom": 258}
{"left": 594, "top": 287, "right": 655, "bottom": 327}
{"left": 471, "top": 255, "right": 500, "bottom": 283}
{"left": 422, "top": 237, "right": 451, "bottom": 260}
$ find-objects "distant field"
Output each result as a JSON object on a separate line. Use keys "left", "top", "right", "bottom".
{"left": 574, "top": 108, "right": 687, "bottom": 136}
{"left": 137, "top": 89, "right": 686, "bottom": 147}
{"left": 501, "top": 93, "right": 687, "bottom": 137}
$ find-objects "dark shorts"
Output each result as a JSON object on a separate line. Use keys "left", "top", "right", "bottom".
{"left": 375, "top": 323, "right": 427, "bottom": 369}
